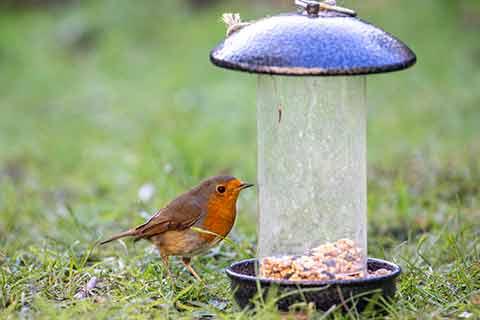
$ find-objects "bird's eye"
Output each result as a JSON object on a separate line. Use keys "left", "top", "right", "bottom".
{"left": 216, "top": 185, "right": 226, "bottom": 194}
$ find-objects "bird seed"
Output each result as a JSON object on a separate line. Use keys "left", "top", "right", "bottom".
{"left": 259, "top": 239, "right": 391, "bottom": 281}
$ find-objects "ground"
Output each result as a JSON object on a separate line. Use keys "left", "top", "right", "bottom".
{"left": 0, "top": 0, "right": 479, "bottom": 319}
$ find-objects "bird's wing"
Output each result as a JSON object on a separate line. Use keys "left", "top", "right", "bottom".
{"left": 133, "top": 197, "right": 204, "bottom": 240}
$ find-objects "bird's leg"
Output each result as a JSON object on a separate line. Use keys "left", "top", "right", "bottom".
{"left": 161, "top": 254, "right": 173, "bottom": 279}
{"left": 181, "top": 257, "right": 202, "bottom": 282}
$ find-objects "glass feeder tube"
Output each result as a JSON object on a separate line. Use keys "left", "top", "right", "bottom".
{"left": 256, "top": 76, "right": 367, "bottom": 276}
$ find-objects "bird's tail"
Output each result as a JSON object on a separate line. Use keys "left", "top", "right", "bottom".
{"left": 100, "top": 229, "right": 137, "bottom": 245}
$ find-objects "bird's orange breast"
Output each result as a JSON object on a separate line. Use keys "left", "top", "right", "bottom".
{"left": 199, "top": 196, "right": 237, "bottom": 242}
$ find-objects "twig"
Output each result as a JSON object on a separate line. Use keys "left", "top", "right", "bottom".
{"left": 336, "top": 286, "right": 354, "bottom": 318}
{"left": 222, "top": 13, "right": 252, "bottom": 37}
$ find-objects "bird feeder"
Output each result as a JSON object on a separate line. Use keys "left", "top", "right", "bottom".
{"left": 210, "top": 0, "right": 416, "bottom": 311}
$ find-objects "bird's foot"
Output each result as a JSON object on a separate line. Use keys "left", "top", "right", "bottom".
{"left": 181, "top": 257, "right": 203, "bottom": 282}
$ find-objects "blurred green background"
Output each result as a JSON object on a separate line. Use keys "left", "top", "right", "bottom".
{"left": 0, "top": 0, "right": 479, "bottom": 319}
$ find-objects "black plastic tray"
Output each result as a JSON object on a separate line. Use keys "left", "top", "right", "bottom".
{"left": 226, "top": 258, "right": 401, "bottom": 312}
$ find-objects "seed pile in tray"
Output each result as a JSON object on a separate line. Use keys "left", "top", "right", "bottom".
{"left": 260, "top": 239, "right": 390, "bottom": 281}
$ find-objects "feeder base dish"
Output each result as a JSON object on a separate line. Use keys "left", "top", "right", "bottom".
{"left": 226, "top": 258, "right": 401, "bottom": 312}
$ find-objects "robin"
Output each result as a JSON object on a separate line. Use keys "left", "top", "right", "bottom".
{"left": 100, "top": 175, "right": 254, "bottom": 281}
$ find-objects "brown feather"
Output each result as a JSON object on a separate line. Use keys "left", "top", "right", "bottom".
{"left": 99, "top": 229, "right": 137, "bottom": 245}
{"left": 134, "top": 198, "right": 204, "bottom": 239}
{"left": 101, "top": 196, "right": 205, "bottom": 245}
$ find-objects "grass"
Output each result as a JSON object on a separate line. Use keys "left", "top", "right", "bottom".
{"left": 0, "top": 0, "right": 479, "bottom": 318}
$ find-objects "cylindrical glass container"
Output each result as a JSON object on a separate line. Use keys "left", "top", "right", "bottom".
{"left": 257, "top": 75, "right": 367, "bottom": 281}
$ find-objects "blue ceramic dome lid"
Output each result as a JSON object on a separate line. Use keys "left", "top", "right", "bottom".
{"left": 210, "top": 1, "right": 416, "bottom": 76}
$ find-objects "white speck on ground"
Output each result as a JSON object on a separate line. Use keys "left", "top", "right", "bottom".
{"left": 459, "top": 311, "right": 473, "bottom": 319}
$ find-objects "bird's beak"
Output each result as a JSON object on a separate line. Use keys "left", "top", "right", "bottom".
{"left": 238, "top": 182, "right": 254, "bottom": 190}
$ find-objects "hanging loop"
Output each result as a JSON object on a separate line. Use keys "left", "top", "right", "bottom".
{"left": 295, "top": 0, "right": 357, "bottom": 17}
